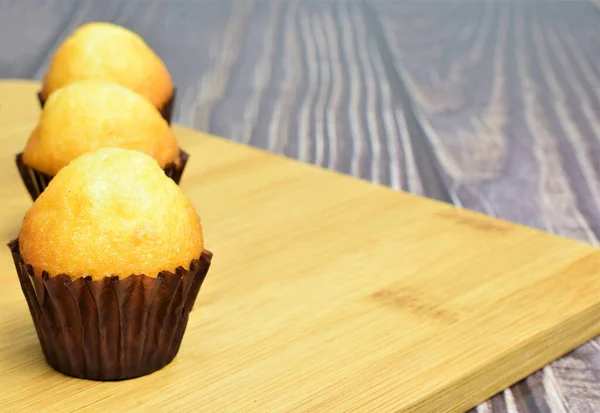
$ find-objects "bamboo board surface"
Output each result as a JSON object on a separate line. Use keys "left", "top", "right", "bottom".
{"left": 0, "top": 80, "right": 599, "bottom": 413}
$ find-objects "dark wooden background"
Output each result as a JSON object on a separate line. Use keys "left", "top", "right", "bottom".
{"left": 1, "top": 0, "right": 599, "bottom": 411}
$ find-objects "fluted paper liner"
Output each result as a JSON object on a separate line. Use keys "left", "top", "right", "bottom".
{"left": 15, "top": 150, "right": 189, "bottom": 201}
{"left": 37, "top": 89, "right": 177, "bottom": 124}
{"left": 8, "top": 238, "right": 212, "bottom": 381}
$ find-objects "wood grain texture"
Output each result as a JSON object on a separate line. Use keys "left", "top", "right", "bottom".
{"left": 0, "top": 1, "right": 599, "bottom": 411}
{"left": 371, "top": 2, "right": 600, "bottom": 412}
{"left": 0, "top": 0, "right": 429, "bottom": 196}
{"left": 2, "top": 80, "right": 600, "bottom": 413}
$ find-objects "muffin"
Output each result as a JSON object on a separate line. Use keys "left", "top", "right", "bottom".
{"left": 17, "top": 80, "right": 188, "bottom": 201}
{"left": 9, "top": 147, "right": 212, "bottom": 381}
{"left": 39, "top": 22, "right": 175, "bottom": 122}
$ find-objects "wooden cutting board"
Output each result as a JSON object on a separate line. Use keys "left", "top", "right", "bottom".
{"left": 1, "top": 80, "right": 599, "bottom": 413}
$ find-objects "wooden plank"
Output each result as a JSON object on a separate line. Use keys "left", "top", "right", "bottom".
{"left": 1, "top": 80, "right": 600, "bottom": 412}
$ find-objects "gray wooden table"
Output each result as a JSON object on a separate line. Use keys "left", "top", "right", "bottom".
{"left": 1, "top": 0, "right": 599, "bottom": 411}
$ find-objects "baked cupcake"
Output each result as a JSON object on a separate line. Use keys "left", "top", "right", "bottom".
{"left": 17, "top": 80, "right": 188, "bottom": 201}
{"left": 39, "top": 22, "right": 175, "bottom": 122}
{"left": 9, "top": 147, "right": 212, "bottom": 381}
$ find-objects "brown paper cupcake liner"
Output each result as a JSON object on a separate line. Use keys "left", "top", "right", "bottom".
{"left": 159, "top": 89, "right": 176, "bottom": 124}
{"left": 37, "top": 89, "right": 176, "bottom": 124}
{"left": 15, "top": 149, "right": 189, "bottom": 201}
{"left": 163, "top": 149, "right": 189, "bottom": 184}
{"left": 8, "top": 238, "right": 212, "bottom": 381}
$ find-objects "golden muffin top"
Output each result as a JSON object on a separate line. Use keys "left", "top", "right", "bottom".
{"left": 19, "top": 148, "right": 204, "bottom": 280}
{"left": 23, "top": 80, "right": 179, "bottom": 176}
{"left": 41, "top": 22, "right": 173, "bottom": 108}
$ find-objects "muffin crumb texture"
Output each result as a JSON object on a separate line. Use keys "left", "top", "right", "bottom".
{"left": 41, "top": 22, "right": 173, "bottom": 108}
{"left": 23, "top": 80, "right": 179, "bottom": 176}
{"left": 19, "top": 148, "right": 204, "bottom": 280}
